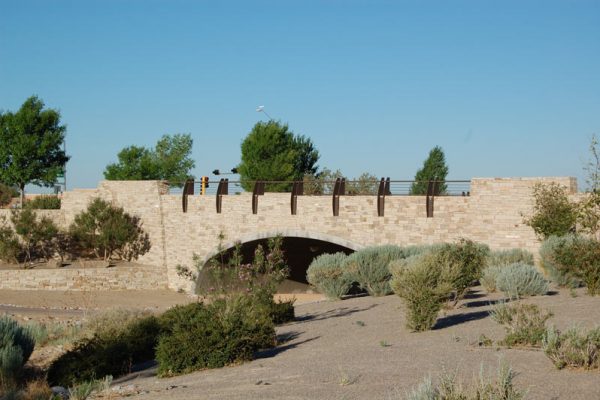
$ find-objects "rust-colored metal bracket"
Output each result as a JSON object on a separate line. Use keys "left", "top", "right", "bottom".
{"left": 377, "top": 177, "right": 390, "bottom": 217}
{"left": 252, "top": 181, "right": 265, "bottom": 214}
{"left": 425, "top": 179, "right": 440, "bottom": 218}
{"left": 181, "top": 179, "right": 194, "bottom": 213}
{"left": 332, "top": 178, "right": 346, "bottom": 216}
{"left": 216, "top": 178, "right": 228, "bottom": 213}
{"left": 291, "top": 181, "right": 304, "bottom": 215}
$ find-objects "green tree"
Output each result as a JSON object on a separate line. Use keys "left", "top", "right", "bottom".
{"left": 0, "top": 96, "right": 69, "bottom": 206}
{"left": 410, "top": 146, "right": 449, "bottom": 195}
{"left": 104, "top": 134, "right": 195, "bottom": 185}
{"left": 237, "top": 121, "right": 319, "bottom": 192}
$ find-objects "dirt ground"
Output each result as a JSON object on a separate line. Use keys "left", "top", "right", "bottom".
{"left": 2, "top": 286, "right": 599, "bottom": 399}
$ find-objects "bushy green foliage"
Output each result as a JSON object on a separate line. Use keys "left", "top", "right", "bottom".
{"left": 543, "top": 326, "right": 600, "bottom": 370}
{"left": 480, "top": 266, "right": 503, "bottom": 292}
{"left": 390, "top": 254, "right": 452, "bottom": 331}
{"left": 47, "top": 315, "right": 161, "bottom": 387}
{"left": 524, "top": 182, "right": 577, "bottom": 239}
{"left": 410, "top": 146, "right": 449, "bottom": 195}
{"left": 306, "top": 252, "right": 352, "bottom": 299}
{"left": 0, "top": 217, "right": 20, "bottom": 263}
{"left": 495, "top": 263, "right": 548, "bottom": 299}
{"left": 405, "top": 362, "right": 524, "bottom": 400}
{"left": 237, "top": 120, "right": 319, "bottom": 192}
{"left": 539, "top": 235, "right": 581, "bottom": 287}
{"left": 0, "top": 184, "right": 18, "bottom": 207}
{"left": 487, "top": 248, "right": 534, "bottom": 267}
{"left": 577, "top": 191, "right": 600, "bottom": 236}
{"left": 11, "top": 209, "right": 60, "bottom": 264}
{"left": 0, "top": 317, "right": 35, "bottom": 389}
{"left": 269, "top": 298, "right": 296, "bottom": 325}
{"left": 69, "top": 198, "right": 151, "bottom": 261}
{"left": 547, "top": 234, "right": 600, "bottom": 295}
{"left": 491, "top": 303, "right": 553, "bottom": 347}
{"left": 156, "top": 295, "right": 275, "bottom": 376}
{"left": 24, "top": 195, "right": 61, "bottom": 210}
{"left": 344, "top": 245, "right": 404, "bottom": 296}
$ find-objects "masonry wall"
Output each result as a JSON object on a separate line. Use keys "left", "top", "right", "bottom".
{"left": 0, "top": 177, "right": 578, "bottom": 292}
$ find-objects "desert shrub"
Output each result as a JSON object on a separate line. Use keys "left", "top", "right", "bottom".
{"left": 47, "top": 315, "right": 161, "bottom": 387}
{"left": 549, "top": 235, "right": 600, "bottom": 295}
{"left": 69, "top": 198, "right": 151, "bottom": 261}
{"left": 0, "top": 184, "right": 18, "bottom": 207}
{"left": 0, "top": 217, "right": 21, "bottom": 263}
{"left": 68, "top": 376, "right": 112, "bottom": 400}
{"left": 156, "top": 295, "right": 275, "bottom": 376}
{"left": 391, "top": 254, "right": 452, "bottom": 331}
{"left": 543, "top": 326, "right": 600, "bottom": 370}
{"left": 19, "top": 379, "right": 54, "bottom": 400}
{"left": 306, "top": 252, "right": 352, "bottom": 299}
{"left": 10, "top": 209, "right": 60, "bottom": 264}
{"left": 0, "top": 317, "right": 35, "bottom": 390}
{"left": 491, "top": 303, "right": 553, "bottom": 347}
{"left": 539, "top": 234, "right": 581, "bottom": 287}
{"left": 432, "top": 239, "right": 490, "bottom": 304}
{"left": 404, "top": 362, "right": 524, "bottom": 400}
{"left": 24, "top": 195, "right": 61, "bottom": 210}
{"left": 343, "top": 245, "right": 404, "bottom": 296}
{"left": 495, "top": 263, "right": 549, "bottom": 299}
{"left": 524, "top": 182, "right": 577, "bottom": 239}
{"left": 577, "top": 191, "right": 600, "bottom": 236}
{"left": 267, "top": 298, "right": 295, "bottom": 325}
{"left": 480, "top": 265, "right": 504, "bottom": 293}
{"left": 487, "top": 248, "right": 534, "bottom": 267}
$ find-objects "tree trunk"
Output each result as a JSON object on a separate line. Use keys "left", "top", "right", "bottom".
{"left": 19, "top": 184, "right": 25, "bottom": 208}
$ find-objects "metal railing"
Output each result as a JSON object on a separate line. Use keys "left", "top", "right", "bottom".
{"left": 172, "top": 178, "right": 471, "bottom": 217}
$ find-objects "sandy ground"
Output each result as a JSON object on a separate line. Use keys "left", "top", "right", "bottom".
{"left": 2, "top": 286, "right": 599, "bottom": 399}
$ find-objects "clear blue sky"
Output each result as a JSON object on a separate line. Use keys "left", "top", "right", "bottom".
{"left": 1, "top": 0, "right": 599, "bottom": 191}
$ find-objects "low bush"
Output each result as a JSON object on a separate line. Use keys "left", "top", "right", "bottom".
{"left": 0, "top": 317, "right": 35, "bottom": 390}
{"left": 24, "top": 195, "right": 61, "bottom": 210}
{"left": 0, "top": 184, "right": 18, "bottom": 207}
{"left": 404, "top": 362, "right": 525, "bottom": 400}
{"left": 156, "top": 295, "right": 275, "bottom": 376}
{"left": 539, "top": 234, "right": 581, "bottom": 287}
{"left": 487, "top": 248, "right": 534, "bottom": 267}
{"left": 490, "top": 303, "right": 553, "bottom": 347}
{"left": 480, "top": 265, "right": 503, "bottom": 293}
{"left": 495, "top": 263, "right": 548, "bottom": 299}
{"left": 268, "top": 298, "right": 295, "bottom": 325}
{"left": 69, "top": 198, "right": 151, "bottom": 261}
{"left": 0, "top": 217, "right": 20, "bottom": 263}
{"left": 47, "top": 315, "right": 161, "bottom": 387}
{"left": 523, "top": 182, "right": 577, "bottom": 239}
{"left": 343, "top": 245, "right": 404, "bottom": 296}
{"left": 543, "top": 326, "right": 600, "bottom": 370}
{"left": 11, "top": 209, "right": 61, "bottom": 265}
{"left": 390, "top": 254, "right": 452, "bottom": 331}
{"left": 306, "top": 252, "right": 352, "bottom": 299}
{"left": 549, "top": 235, "right": 600, "bottom": 295}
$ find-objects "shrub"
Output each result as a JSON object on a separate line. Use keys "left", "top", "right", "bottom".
{"left": 267, "top": 298, "right": 295, "bottom": 325}
{"left": 69, "top": 198, "right": 151, "bottom": 261}
{"left": 343, "top": 245, "right": 404, "bottom": 296}
{"left": 10, "top": 209, "right": 60, "bottom": 264}
{"left": 487, "top": 248, "right": 534, "bottom": 267}
{"left": 47, "top": 315, "right": 161, "bottom": 387}
{"left": 490, "top": 303, "right": 553, "bottom": 347}
{"left": 0, "top": 184, "right": 18, "bottom": 207}
{"left": 306, "top": 252, "right": 352, "bottom": 299}
{"left": 539, "top": 234, "right": 581, "bottom": 287}
{"left": 0, "top": 317, "right": 35, "bottom": 390}
{"left": 480, "top": 265, "right": 504, "bottom": 293}
{"left": 543, "top": 326, "right": 600, "bottom": 370}
{"left": 495, "top": 263, "right": 549, "bottom": 299}
{"left": 524, "top": 182, "right": 577, "bottom": 239}
{"left": 0, "top": 217, "right": 20, "bottom": 263}
{"left": 549, "top": 235, "right": 600, "bottom": 295}
{"left": 24, "top": 195, "right": 61, "bottom": 210}
{"left": 156, "top": 295, "right": 275, "bottom": 376}
{"left": 390, "top": 254, "right": 452, "bottom": 331}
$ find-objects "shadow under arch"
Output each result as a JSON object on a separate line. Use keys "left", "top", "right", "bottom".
{"left": 197, "top": 230, "right": 363, "bottom": 290}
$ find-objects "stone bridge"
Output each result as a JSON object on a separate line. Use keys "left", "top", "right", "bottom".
{"left": 0, "top": 177, "right": 578, "bottom": 292}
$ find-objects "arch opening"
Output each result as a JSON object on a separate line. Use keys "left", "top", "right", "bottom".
{"left": 201, "top": 236, "right": 355, "bottom": 293}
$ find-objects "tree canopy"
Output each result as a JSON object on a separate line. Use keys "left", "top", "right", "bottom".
{"left": 410, "top": 146, "right": 449, "bottom": 195}
{"left": 0, "top": 96, "right": 69, "bottom": 205}
{"left": 104, "top": 133, "right": 195, "bottom": 185}
{"left": 237, "top": 121, "right": 319, "bottom": 191}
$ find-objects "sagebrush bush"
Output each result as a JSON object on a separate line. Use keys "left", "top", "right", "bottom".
{"left": 549, "top": 235, "right": 600, "bottom": 295}
{"left": 156, "top": 295, "right": 275, "bottom": 376}
{"left": 343, "top": 245, "right": 404, "bottom": 296}
{"left": 539, "top": 234, "right": 581, "bottom": 288}
{"left": 495, "top": 263, "right": 548, "bottom": 299}
{"left": 480, "top": 265, "right": 503, "bottom": 293}
{"left": 391, "top": 254, "right": 452, "bottom": 331}
{"left": 0, "top": 317, "right": 35, "bottom": 390}
{"left": 491, "top": 303, "right": 553, "bottom": 347}
{"left": 306, "top": 252, "right": 352, "bottom": 299}
{"left": 543, "top": 326, "right": 600, "bottom": 370}
{"left": 47, "top": 315, "right": 161, "bottom": 387}
{"left": 24, "top": 195, "right": 61, "bottom": 210}
{"left": 524, "top": 182, "right": 577, "bottom": 239}
{"left": 69, "top": 198, "right": 151, "bottom": 261}
{"left": 487, "top": 248, "right": 534, "bottom": 267}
